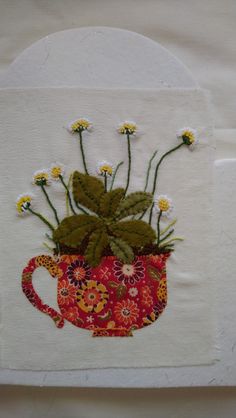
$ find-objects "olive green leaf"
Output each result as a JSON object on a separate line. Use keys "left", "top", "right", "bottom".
{"left": 99, "top": 188, "right": 125, "bottom": 218}
{"left": 115, "top": 192, "right": 153, "bottom": 220}
{"left": 110, "top": 220, "right": 156, "bottom": 246}
{"left": 109, "top": 236, "right": 134, "bottom": 264}
{"left": 72, "top": 171, "right": 105, "bottom": 214}
{"left": 53, "top": 214, "right": 103, "bottom": 247}
{"left": 116, "top": 284, "right": 127, "bottom": 300}
{"left": 85, "top": 227, "right": 109, "bottom": 266}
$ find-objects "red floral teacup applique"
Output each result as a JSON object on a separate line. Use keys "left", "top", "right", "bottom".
{"left": 17, "top": 121, "right": 198, "bottom": 336}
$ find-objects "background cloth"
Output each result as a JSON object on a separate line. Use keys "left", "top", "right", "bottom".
{"left": 0, "top": 0, "right": 235, "bottom": 416}
{"left": 0, "top": 87, "right": 216, "bottom": 370}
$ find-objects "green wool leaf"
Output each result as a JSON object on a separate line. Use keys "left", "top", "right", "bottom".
{"left": 109, "top": 236, "right": 134, "bottom": 264}
{"left": 72, "top": 171, "right": 105, "bottom": 214}
{"left": 115, "top": 192, "right": 153, "bottom": 220}
{"left": 85, "top": 228, "right": 109, "bottom": 266}
{"left": 99, "top": 188, "right": 125, "bottom": 218}
{"left": 110, "top": 220, "right": 156, "bottom": 246}
{"left": 53, "top": 214, "right": 103, "bottom": 248}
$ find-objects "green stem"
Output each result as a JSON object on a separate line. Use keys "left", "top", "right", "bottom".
{"left": 59, "top": 175, "right": 76, "bottom": 215}
{"left": 159, "top": 237, "right": 184, "bottom": 248}
{"left": 45, "top": 233, "right": 54, "bottom": 241}
{"left": 104, "top": 172, "right": 107, "bottom": 192}
{"left": 110, "top": 161, "right": 124, "bottom": 190}
{"left": 148, "top": 142, "right": 185, "bottom": 224}
{"left": 28, "top": 208, "right": 55, "bottom": 232}
{"left": 75, "top": 202, "right": 89, "bottom": 215}
{"left": 144, "top": 150, "right": 158, "bottom": 192}
{"left": 157, "top": 210, "right": 162, "bottom": 247}
{"left": 43, "top": 242, "right": 54, "bottom": 252}
{"left": 159, "top": 228, "right": 174, "bottom": 243}
{"left": 160, "top": 219, "right": 177, "bottom": 236}
{"left": 79, "top": 130, "right": 88, "bottom": 174}
{"left": 41, "top": 184, "right": 60, "bottom": 225}
{"left": 124, "top": 133, "right": 131, "bottom": 195}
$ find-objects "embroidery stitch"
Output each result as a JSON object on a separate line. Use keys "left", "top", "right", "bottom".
{"left": 18, "top": 121, "right": 198, "bottom": 336}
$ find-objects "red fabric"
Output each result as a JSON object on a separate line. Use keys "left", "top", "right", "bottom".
{"left": 22, "top": 253, "right": 170, "bottom": 336}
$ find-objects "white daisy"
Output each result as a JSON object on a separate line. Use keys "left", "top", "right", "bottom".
{"left": 155, "top": 195, "right": 173, "bottom": 218}
{"left": 33, "top": 169, "right": 50, "bottom": 186}
{"left": 118, "top": 121, "right": 138, "bottom": 135}
{"left": 96, "top": 160, "right": 113, "bottom": 177}
{"left": 50, "top": 162, "right": 65, "bottom": 181}
{"left": 67, "top": 118, "right": 92, "bottom": 133}
{"left": 177, "top": 127, "right": 198, "bottom": 150}
{"left": 16, "top": 193, "right": 34, "bottom": 215}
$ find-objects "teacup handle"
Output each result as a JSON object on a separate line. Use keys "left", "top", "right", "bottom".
{"left": 22, "top": 255, "right": 64, "bottom": 328}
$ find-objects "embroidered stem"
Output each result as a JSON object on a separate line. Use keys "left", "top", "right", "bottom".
{"left": 160, "top": 218, "right": 177, "bottom": 236}
{"left": 144, "top": 150, "right": 158, "bottom": 192}
{"left": 28, "top": 208, "right": 55, "bottom": 232}
{"left": 41, "top": 184, "right": 60, "bottom": 225}
{"left": 104, "top": 172, "right": 107, "bottom": 192}
{"left": 148, "top": 142, "right": 185, "bottom": 224}
{"left": 75, "top": 201, "right": 89, "bottom": 215}
{"left": 157, "top": 210, "right": 162, "bottom": 247}
{"left": 159, "top": 237, "right": 184, "bottom": 248}
{"left": 159, "top": 228, "right": 174, "bottom": 243}
{"left": 79, "top": 130, "right": 88, "bottom": 174}
{"left": 43, "top": 242, "right": 54, "bottom": 252}
{"left": 110, "top": 161, "right": 124, "bottom": 190}
{"left": 65, "top": 174, "right": 72, "bottom": 216}
{"left": 124, "top": 133, "right": 131, "bottom": 195}
{"left": 45, "top": 233, "right": 54, "bottom": 241}
{"left": 59, "top": 175, "right": 76, "bottom": 215}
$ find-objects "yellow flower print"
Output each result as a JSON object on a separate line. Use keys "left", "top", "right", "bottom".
{"left": 77, "top": 280, "right": 109, "bottom": 313}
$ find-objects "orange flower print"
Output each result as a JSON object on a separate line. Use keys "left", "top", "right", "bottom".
{"left": 140, "top": 285, "right": 153, "bottom": 307}
{"left": 58, "top": 279, "right": 77, "bottom": 306}
{"left": 61, "top": 306, "right": 79, "bottom": 321}
{"left": 77, "top": 280, "right": 109, "bottom": 313}
{"left": 114, "top": 299, "right": 139, "bottom": 326}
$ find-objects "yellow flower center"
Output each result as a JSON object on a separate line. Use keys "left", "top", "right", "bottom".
{"left": 71, "top": 119, "right": 90, "bottom": 131}
{"left": 182, "top": 130, "right": 195, "bottom": 144}
{"left": 34, "top": 172, "right": 49, "bottom": 183}
{"left": 17, "top": 196, "right": 32, "bottom": 213}
{"left": 51, "top": 166, "right": 62, "bottom": 179}
{"left": 158, "top": 198, "right": 170, "bottom": 212}
{"left": 99, "top": 164, "right": 113, "bottom": 176}
{"left": 119, "top": 123, "right": 137, "bottom": 134}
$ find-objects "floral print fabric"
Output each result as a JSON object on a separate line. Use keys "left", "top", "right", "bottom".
{"left": 22, "top": 253, "right": 169, "bottom": 336}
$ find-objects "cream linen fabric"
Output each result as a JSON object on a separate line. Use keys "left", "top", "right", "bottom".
{"left": 0, "top": 87, "right": 216, "bottom": 369}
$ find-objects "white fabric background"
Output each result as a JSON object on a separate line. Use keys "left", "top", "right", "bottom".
{"left": 0, "top": 0, "right": 235, "bottom": 416}
{"left": 0, "top": 88, "right": 216, "bottom": 369}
